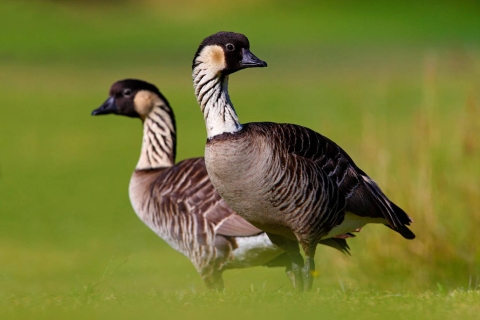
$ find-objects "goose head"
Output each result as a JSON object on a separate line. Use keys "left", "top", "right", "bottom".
{"left": 192, "top": 31, "right": 267, "bottom": 76}
{"left": 92, "top": 79, "right": 177, "bottom": 168}
{"left": 92, "top": 79, "right": 171, "bottom": 121}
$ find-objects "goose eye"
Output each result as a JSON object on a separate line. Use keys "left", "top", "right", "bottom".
{"left": 226, "top": 43, "right": 235, "bottom": 51}
{"left": 123, "top": 89, "right": 132, "bottom": 97}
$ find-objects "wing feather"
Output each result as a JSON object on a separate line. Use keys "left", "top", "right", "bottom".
{"left": 152, "top": 157, "right": 262, "bottom": 237}
{"left": 247, "top": 123, "right": 415, "bottom": 239}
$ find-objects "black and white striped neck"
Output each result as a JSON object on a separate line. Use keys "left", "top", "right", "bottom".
{"left": 193, "top": 63, "right": 242, "bottom": 139}
{"left": 136, "top": 103, "right": 177, "bottom": 170}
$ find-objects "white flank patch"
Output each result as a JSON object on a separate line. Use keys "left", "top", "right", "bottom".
{"left": 325, "top": 212, "right": 386, "bottom": 239}
{"left": 227, "top": 233, "right": 284, "bottom": 268}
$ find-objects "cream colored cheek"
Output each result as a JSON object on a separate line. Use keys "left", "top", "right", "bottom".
{"left": 210, "top": 47, "right": 224, "bottom": 66}
{"left": 134, "top": 92, "right": 154, "bottom": 119}
{"left": 201, "top": 45, "right": 226, "bottom": 72}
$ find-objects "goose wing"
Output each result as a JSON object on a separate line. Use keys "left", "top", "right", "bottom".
{"left": 248, "top": 123, "right": 414, "bottom": 239}
{"left": 160, "top": 157, "right": 262, "bottom": 238}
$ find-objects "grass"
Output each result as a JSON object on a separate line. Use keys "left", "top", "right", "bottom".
{"left": 1, "top": 0, "right": 480, "bottom": 318}
{"left": 2, "top": 287, "right": 480, "bottom": 319}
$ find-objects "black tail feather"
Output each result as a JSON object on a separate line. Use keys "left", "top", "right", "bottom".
{"left": 389, "top": 201, "right": 415, "bottom": 239}
{"left": 358, "top": 176, "right": 415, "bottom": 239}
{"left": 385, "top": 224, "right": 416, "bottom": 240}
{"left": 390, "top": 201, "right": 413, "bottom": 225}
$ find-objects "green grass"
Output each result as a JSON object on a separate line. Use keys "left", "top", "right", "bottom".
{"left": 1, "top": 0, "right": 480, "bottom": 318}
{"left": 2, "top": 288, "right": 480, "bottom": 320}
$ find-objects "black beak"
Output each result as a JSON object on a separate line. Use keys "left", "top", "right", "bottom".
{"left": 91, "top": 97, "right": 118, "bottom": 116}
{"left": 240, "top": 48, "right": 267, "bottom": 68}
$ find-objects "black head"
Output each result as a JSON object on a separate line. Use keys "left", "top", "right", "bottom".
{"left": 193, "top": 31, "right": 267, "bottom": 75}
{"left": 92, "top": 79, "right": 170, "bottom": 119}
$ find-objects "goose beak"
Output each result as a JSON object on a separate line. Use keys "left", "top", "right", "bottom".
{"left": 241, "top": 48, "right": 267, "bottom": 68}
{"left": 92, "top": 97, "right": 118, "bottom": 116}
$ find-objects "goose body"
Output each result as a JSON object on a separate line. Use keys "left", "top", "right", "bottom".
{"left": 206, "top": 124, "right": 406, "bottom": 242}
{"left": 192, "top": 32, "right": 415, "bottom": 291}
{"left": 92, "top": 79, "right": 350, "bottom": 290}
{"left": 129, "top": 158, "right": 287, "bottom": 272}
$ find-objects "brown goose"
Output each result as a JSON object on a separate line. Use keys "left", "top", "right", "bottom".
{"left": 92, "top": 79, "right": 351, "bottom": 290}
{"left": 192, "top": 32, "right": 415, "bottom": 291}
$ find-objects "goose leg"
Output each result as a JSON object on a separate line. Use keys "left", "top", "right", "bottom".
{"left": 301, "top": 244, "right": 317, "bottom": 292}
{"left": 266, "top": 233, "right": 304, "bottom": 291}
{"left": 287, "top": 250, "right": 305, "bottom": 291}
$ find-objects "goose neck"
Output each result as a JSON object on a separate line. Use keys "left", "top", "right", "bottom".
{"left": 136, "top": 104, "right": 176, "bottom": 170}
{"left": 193, "top": 69, "right": 242, "bottom": 139}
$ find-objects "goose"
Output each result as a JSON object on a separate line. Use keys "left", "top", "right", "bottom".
{"left": 192, "top": 32, "right": 415, "bottom": 291}
{"left": 91, "top": 79, "right": 352, "bottom": 290}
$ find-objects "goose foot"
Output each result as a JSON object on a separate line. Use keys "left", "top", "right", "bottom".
{"left": 301, "top": 256, "right": 315, "bottom": 292}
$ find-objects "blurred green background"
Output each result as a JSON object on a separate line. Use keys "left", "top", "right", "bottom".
{"left": 1, "top": 0, "right": 479, "bottom": 318}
